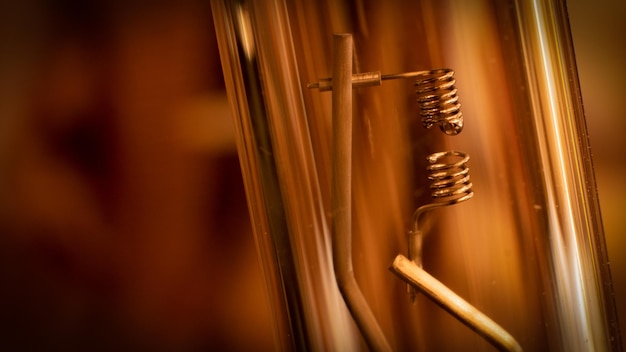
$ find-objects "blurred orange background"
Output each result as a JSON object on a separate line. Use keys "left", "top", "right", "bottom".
{"left": 0, "top": 0, "right": 623, "bottom": 350}
{"left": 0, "top": 1, "right": 273, "bottom": 350}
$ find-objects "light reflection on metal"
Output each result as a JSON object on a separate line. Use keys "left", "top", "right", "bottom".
{"left": 212, "top": 0, "right": 621, "bottom": 350}
{"left": 516, "top": 0, "right": 612, "bottom": 349}
{"left": 234, "top": 4, "right": 255, "bottom": 60}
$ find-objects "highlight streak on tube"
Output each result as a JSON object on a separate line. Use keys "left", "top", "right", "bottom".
{"left": 530, "top": 0, "right": 594, "bottom": 350}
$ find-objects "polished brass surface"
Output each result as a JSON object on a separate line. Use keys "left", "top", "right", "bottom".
{"left": 212, "top": 0, "right": 620, "bottom": 350}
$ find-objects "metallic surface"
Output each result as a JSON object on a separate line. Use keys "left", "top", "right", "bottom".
{"left": 212, "top": 0, "right": 620, "bottom": 350}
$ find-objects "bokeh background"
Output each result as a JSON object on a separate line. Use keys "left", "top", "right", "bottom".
{"left": 0, "top": 1, "right": 273, "bottom": 350}
{"left": 0, "top": 0, "right": 623, "bottom": 350}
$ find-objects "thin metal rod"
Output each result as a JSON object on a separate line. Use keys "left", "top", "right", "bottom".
{"left": 308, "top": 69, "right": 453, "bottom": 90}
{"left": 331, "top": 33, "right": 391, "bottom": 352}
{"left": 380, "top": 70, "right": 437, "bottom": 80}
{"left": 390, "top": 254, "right": 523, "bottom": 352}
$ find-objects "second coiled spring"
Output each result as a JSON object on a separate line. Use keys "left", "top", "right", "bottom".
{"left": 415, "top": 69, "right": 463, "bottom": 136}
{"left": 409, "top": 151, "right": 473, "bottom": 268}
{"left": 425, "top": 150, "right": 473, "bottom": 205}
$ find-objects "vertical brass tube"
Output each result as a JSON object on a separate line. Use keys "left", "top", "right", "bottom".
{"left": 330, "top": 33, "right": 391, "bottom": 352}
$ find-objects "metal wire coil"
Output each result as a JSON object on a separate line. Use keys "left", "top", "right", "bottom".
{"left": 408, "top": 151, "right": 473, "bottom": 269}
{"left": 425, "top": 150, "right": 473, "bottom": 204}
{"left": 415, "top": 69, "right": 464, "bottom": 135}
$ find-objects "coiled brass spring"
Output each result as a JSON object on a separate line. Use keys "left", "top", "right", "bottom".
{"left": 307, "top": 34, "right": 521, "bottom": 352}
{"left": 414, "top": 69, "right": 463, "bottom": 135}
{"left": 309, "top": 68, "right": 464, "bottom": 135}
{"left": 424, "top": 150, "right": 473, "bottom": 205}
{"left": 409, "top": 150, "right": 473, "bottom": 267}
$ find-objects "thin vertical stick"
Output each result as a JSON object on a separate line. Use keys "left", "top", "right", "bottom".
{"left": 331, "top": 33, "right": 391, "bottom": 352}
{"left": 390, "top": 254, "right": 523, "bottom": 352}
